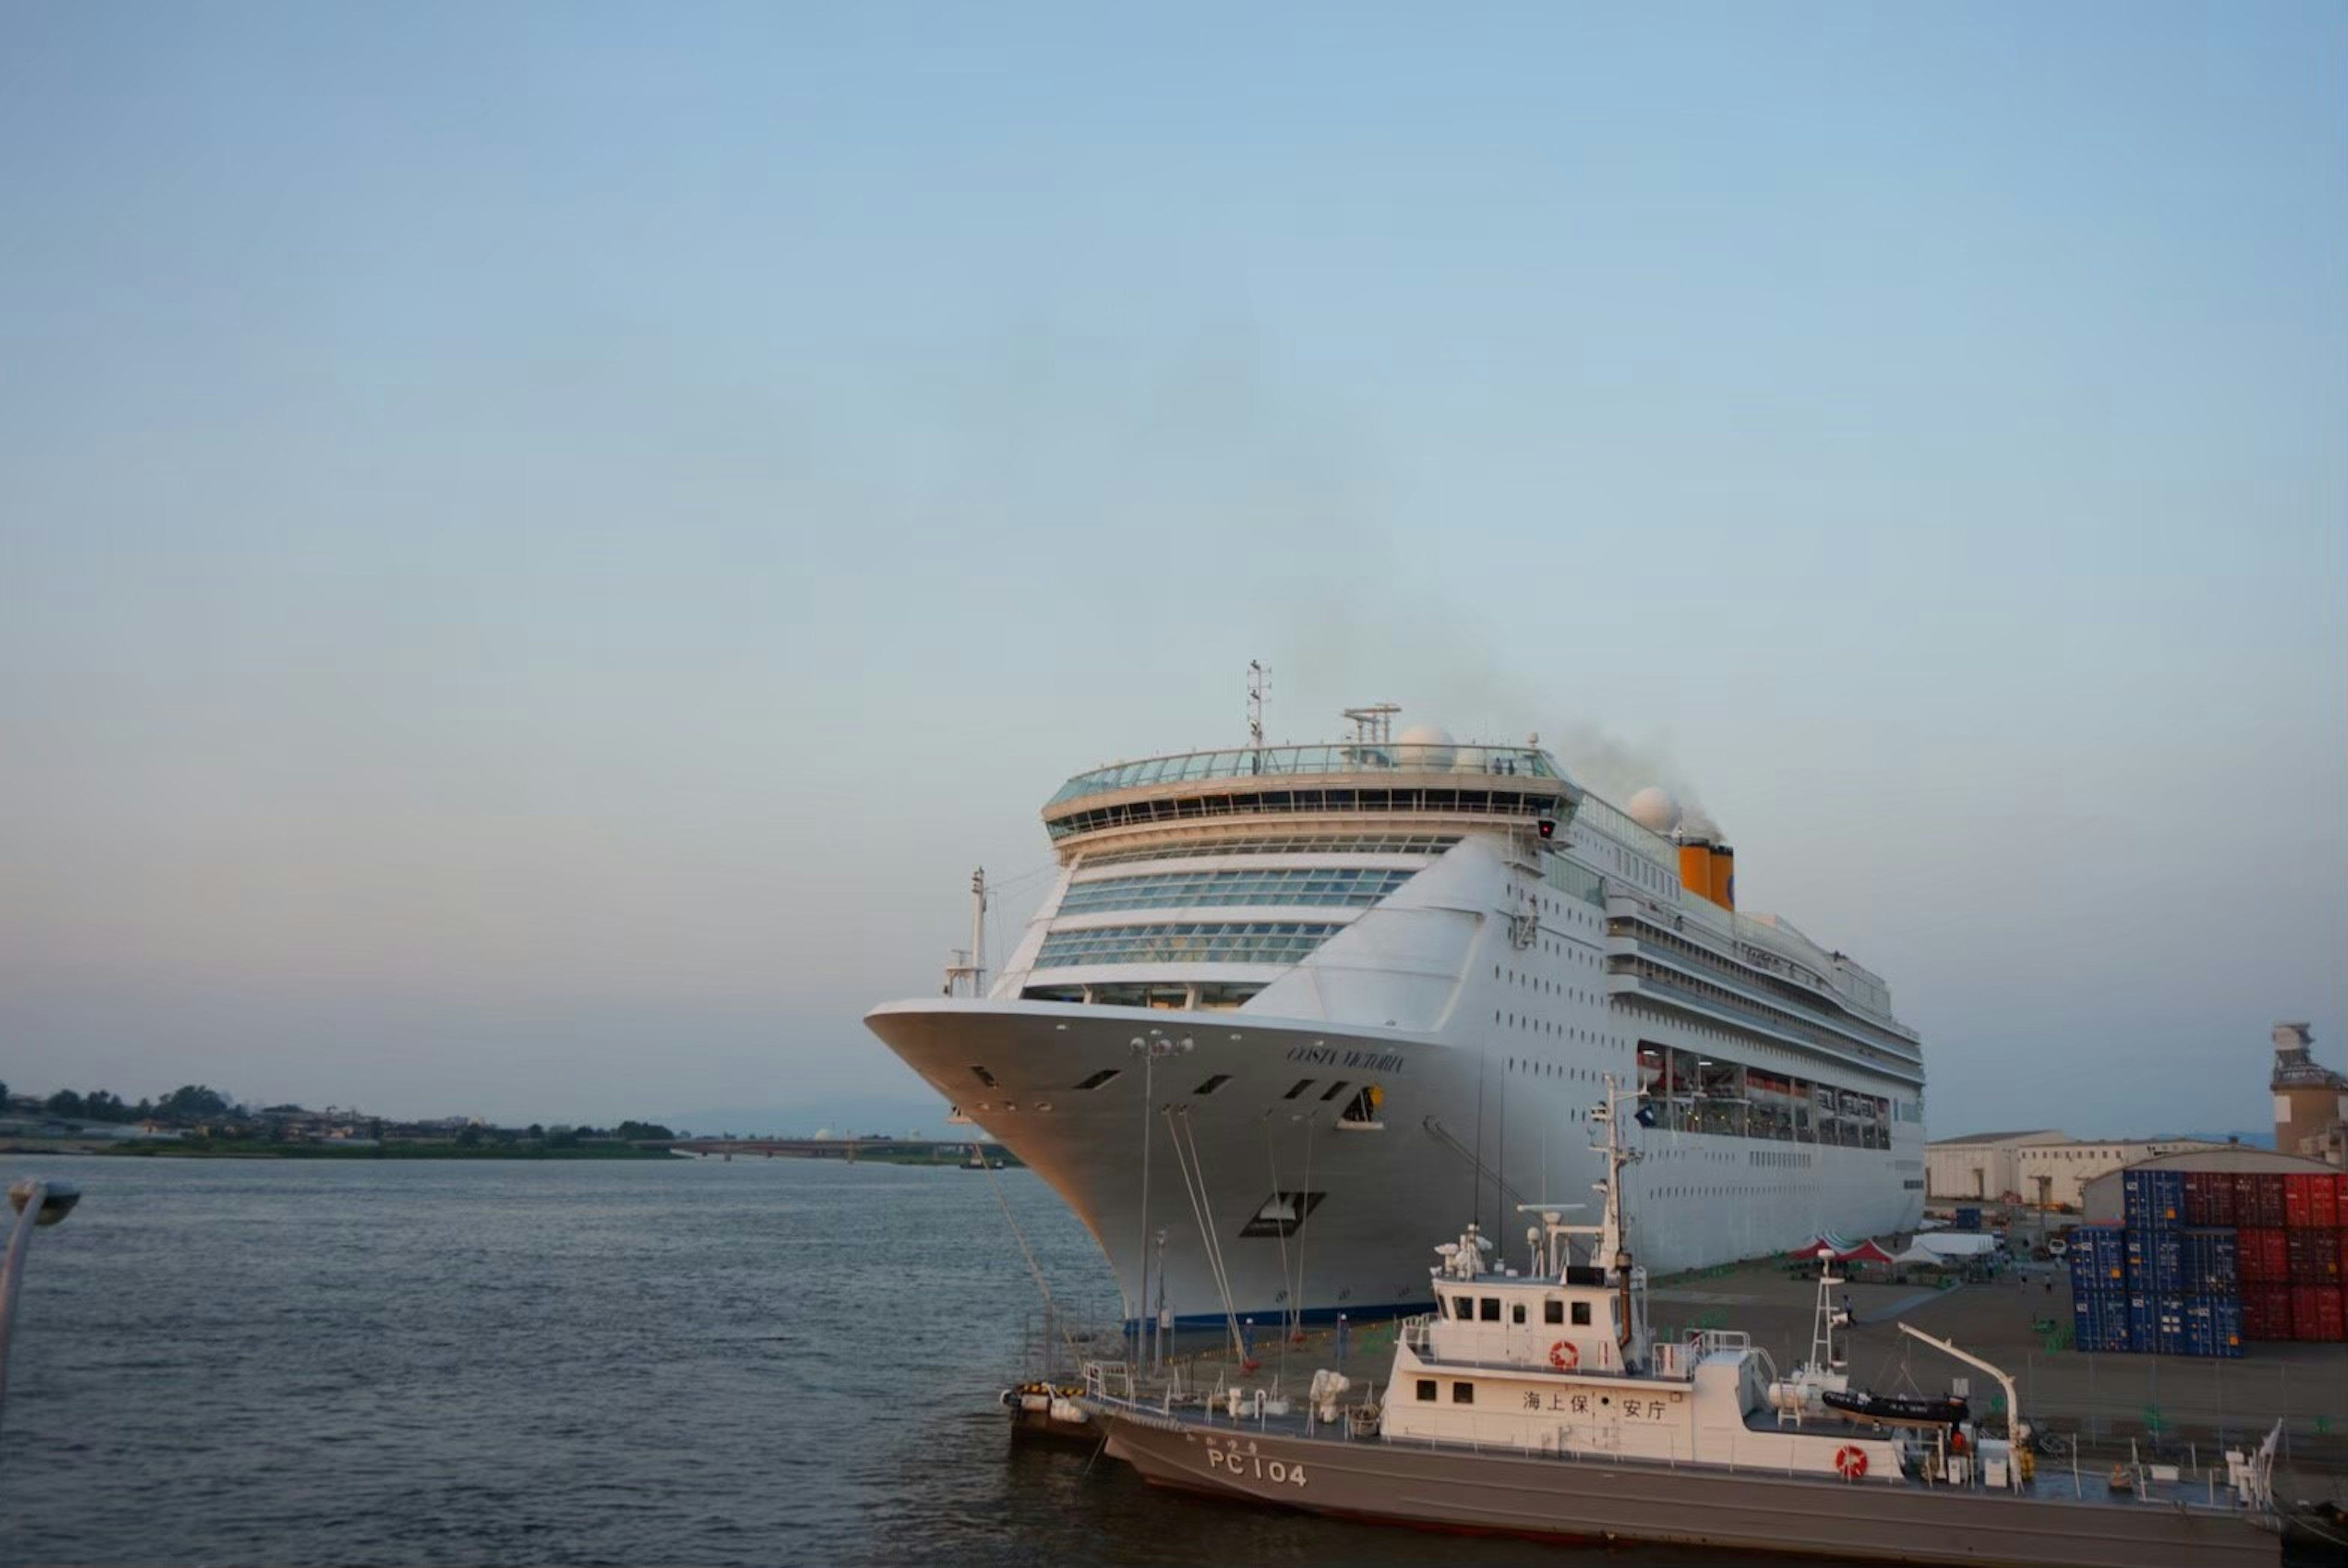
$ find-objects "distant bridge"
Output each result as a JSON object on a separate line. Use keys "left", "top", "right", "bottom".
{"left": 655, "top": 1138, "right": 1016, "bottom": 1165}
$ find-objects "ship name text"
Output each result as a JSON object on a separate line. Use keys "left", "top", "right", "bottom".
{"left": 1283, "top": 1045, "right": 1406, "bottom": 1074}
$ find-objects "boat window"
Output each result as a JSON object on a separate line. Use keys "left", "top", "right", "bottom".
{"left": 1479, "top": 1298, "right": 1500, "bottom": 1322}
{"left": 1318, "top": 1080, "right": 1351, "bottom": 1102}
{"left": 1452, "top": 1295, "right": 1472, "bottom": 1319}
{"left": 1545, "top": 1300, "right": 1563, "bottom": 1325}
{"left": 1417, "top": 1379, "right": 1437, "bottom": 1402}
{"left": 1283, "top": 1080, "right": 1314, "bottom": 1100}
{"left": 1071, "top": 1069, "right": 1121, "bottom": 1091}
{"left": 1452, "top": 1382, "right": 1475, "bottom": 1405}
{"left": 1511, "top": 1302, "right": 1526, "bottom": 1325}
{"left": 1192, "top": 1074, "right": 1231, "bottom": 1096}
{"left": 1571, "top": 1301, "right": 1592, "bottom": 1327}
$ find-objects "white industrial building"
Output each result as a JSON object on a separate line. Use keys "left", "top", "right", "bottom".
{"left": 1927, "top": 1130, "right": 2235, "bottom": 1210}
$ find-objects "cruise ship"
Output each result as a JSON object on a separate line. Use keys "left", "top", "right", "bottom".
{"left": 865, "top": 704, "right": 1925, "bottom": 1325}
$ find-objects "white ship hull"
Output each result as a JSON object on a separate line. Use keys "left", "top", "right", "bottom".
{"left": 867, "top": 997, "right": 1921, "bottom": 1323}
{"left": 865, "top": 722, "right": 1927, "bottom": 1325}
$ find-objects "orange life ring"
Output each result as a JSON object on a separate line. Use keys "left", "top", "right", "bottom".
{"left": 1835, "top": 1445, "right": 1868, "bottom": 1480}
{"left": 1548, "top": 1339, "right": 1578, "bottom": 1371}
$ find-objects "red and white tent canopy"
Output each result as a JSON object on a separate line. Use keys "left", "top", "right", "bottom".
{"left": 1785, "top": 1232, "right": 1855, "bottom": 1259}
{"left": 1836, "top": 1238, "right": 1897, "bottom": 1265}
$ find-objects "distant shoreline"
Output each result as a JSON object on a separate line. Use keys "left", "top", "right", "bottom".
{"left": 0, "top": 1138, "right": 1009, "bottom": 1166}
{"left": 0, "top": 1139, "right": 674, "bottom": 1161}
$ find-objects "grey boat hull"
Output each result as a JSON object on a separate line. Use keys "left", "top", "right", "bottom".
{"left": 1092, "top": 1408, "right": 2279, "bottom": 1568}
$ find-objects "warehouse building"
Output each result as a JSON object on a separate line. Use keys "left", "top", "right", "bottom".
{"left": 1927, "top": 1130, "right": 2230, "bottom": 1209}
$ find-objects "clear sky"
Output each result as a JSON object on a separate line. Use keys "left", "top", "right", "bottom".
{"left": 3, "top": 4, "right": 2342, "bottom": 1136}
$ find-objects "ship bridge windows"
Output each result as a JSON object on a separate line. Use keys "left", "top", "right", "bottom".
{"left": 1019, "top": 981, "right": 1269, "bottom": 1009}
{"left": 1077, "top": 833, "right": 1461, "bottom": 867}
{"left": 1033, "top": 921, "right": 1343, "bottom": 970}
{"left": 1057, "top": 866, "right": 1418, "bottom": 915}
{"left": 1048, "top": 785, "right": 1561, "bottom": 841}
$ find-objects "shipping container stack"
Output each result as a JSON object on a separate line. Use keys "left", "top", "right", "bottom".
{"left": 2226, "top": 1169, "right": 2347, "bottom": 1344}
{"left": 2064, "top": 1168, "right": 2247, "bottom": 1356}
{"left": 2077, "top": 1167, "right": 2347, "bottom": 1352}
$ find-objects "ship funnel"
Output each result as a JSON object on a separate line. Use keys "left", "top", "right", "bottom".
{"left": 1675, "top": 815, "right": 1736, "bottom": 912}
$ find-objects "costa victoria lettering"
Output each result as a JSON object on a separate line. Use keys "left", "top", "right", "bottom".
{"left": 1283, "top": 1045, "right": 1406, "bottom": 1073}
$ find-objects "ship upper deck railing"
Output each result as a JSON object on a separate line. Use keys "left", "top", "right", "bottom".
{"left": 1045, "top": 743, "right": 1567, "bottom": 811}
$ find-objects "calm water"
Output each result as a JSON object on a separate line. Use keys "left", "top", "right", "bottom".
{"left": 2, "top": 1155, "right": 1768, "bottom": 1566}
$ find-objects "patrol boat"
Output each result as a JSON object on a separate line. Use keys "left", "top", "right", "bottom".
{"left": 1079, "top": 1084, "right": 2283, "bottom": 1567}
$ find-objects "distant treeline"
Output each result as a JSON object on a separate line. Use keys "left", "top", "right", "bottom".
{"left": 5, "top": 1082, "right": 234, "bottom": 1124}
{"left": 2, "top": 1079, "right": 677, "bottom": 1144}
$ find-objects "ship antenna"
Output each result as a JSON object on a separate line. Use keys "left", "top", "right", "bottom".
{"left": 1247, "top": 660, "right": 1270, "bottom": 773}
{"left": 970, "top": 868, "right": 988, "bottom": 996}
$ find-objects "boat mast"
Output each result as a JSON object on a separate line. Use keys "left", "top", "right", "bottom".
{"left": 1586, "top": 1077, "right": 1647, "bottom": 1353}
{"left": 942, "top": 867, "right": 989, "bottom": 998}
{"left": 969, "top": 867, "right": 988, "bottom": 996}
{"left": 1589, "top": 1077, "right": 1640, "bottom": 1272}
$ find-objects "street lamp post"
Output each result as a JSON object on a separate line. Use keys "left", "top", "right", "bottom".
{"left": 1129, "top": 1031, "right": 1192, "bottom": 1372}
{"left": 0, "top": 1177, "right": 81, "bottom": 1438}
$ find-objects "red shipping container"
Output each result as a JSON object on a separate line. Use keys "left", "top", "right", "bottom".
{"left": 2292, "top": 1284, "right": 2346, "bottom": 1342}
{"left": 2287, "top": 1229, "right": 2341, "bottom": 1283}
{"left": 2316, "top": 1179, "right": 2342, "bottom": 1231}
{"left": 2256, "top": 1174, "right": 2289, "bottom": 1228}
{"left": 2286, "top": 1174, "right": 2318, "bottom": 1229}
{"left": 2238, "top": 1226, "right": 2290, "bottom": 1283}
{"left": 2185, "top": 1171, "right": 2237, "bottom": 1227}
{"left": 2242, "top": 1285, "right": 2295, "bottom": 1341}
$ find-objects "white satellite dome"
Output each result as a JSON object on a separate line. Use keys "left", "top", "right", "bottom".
{"left": 1394, "top": 723, "right": 1456, "bottom": 770}
{"left": 1626, "top": 786, "right": 1682, "bottom": 834}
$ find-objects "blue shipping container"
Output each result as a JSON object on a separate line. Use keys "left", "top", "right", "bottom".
{"left": 2180, "top": 1296, "right": 2244, "bottom": 1358}
{"left": 2156, "top": 1295, "right": 2188, "bottom": 1355}
{"left": 2124, "top": 1168, "right": 2187, "bottom": 1231}
{"left": 1954, "top": 1206, "right": 1982, "bottom": 1232}
{"left": 2127, "top": 1231, "right": 2184, "bottom": 1294}
{"left": 2127, "top": 1292, "right": 2158, "bottom": 1353}
{"left": 2180, "top": 1229, "right": 2239, "bottom": 1297}
{"left": 2072, "top": 1225, "right": 2127, "bottom": 1289}
{"left": 2072, "top": 1292, "right": 2133, "bottom": 1352}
